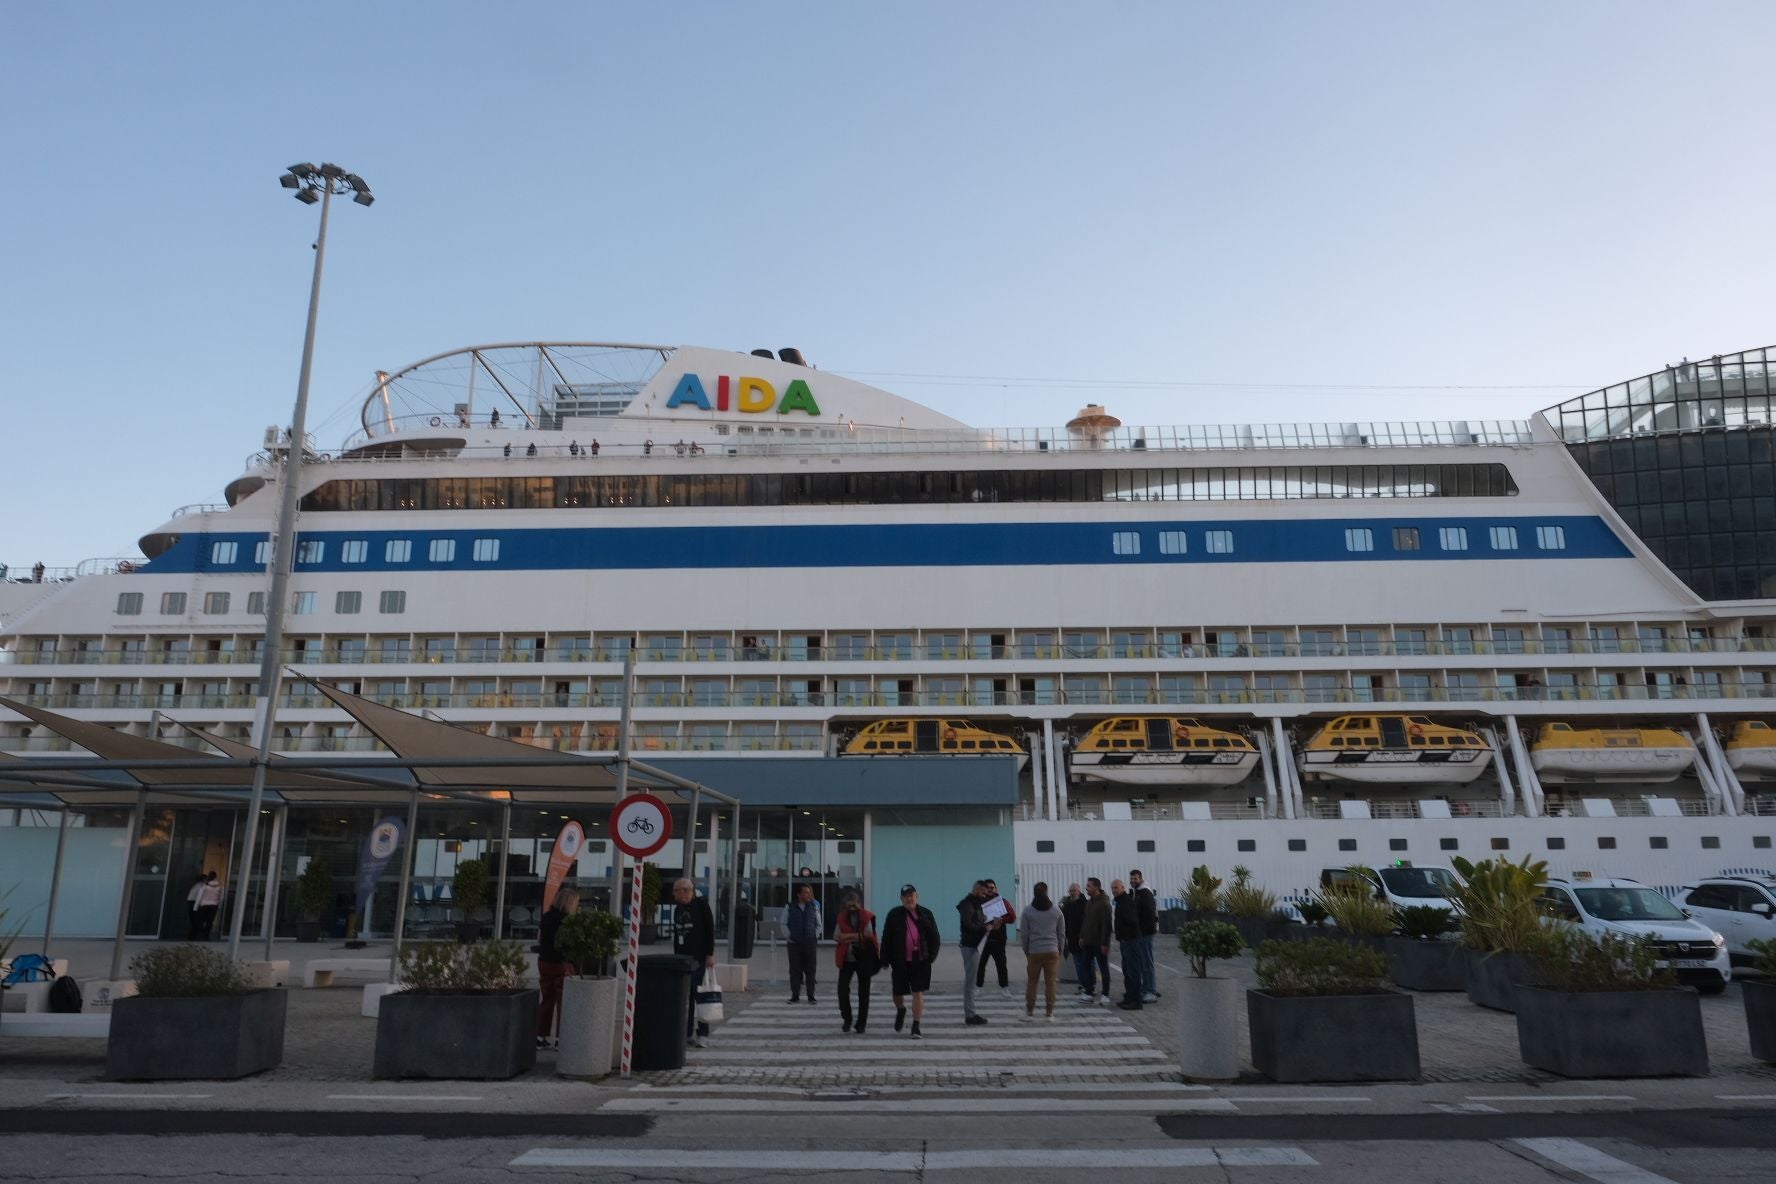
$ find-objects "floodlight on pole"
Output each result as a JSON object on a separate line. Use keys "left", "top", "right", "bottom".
{"left": 226, "top": 162, "right": 374, "bottom": 961}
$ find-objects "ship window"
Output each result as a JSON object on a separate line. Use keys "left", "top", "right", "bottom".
{"left": 1489, "top": 526, "right": 1519, "bottom": 551}
{"left": 960, "top": 739, "right": 977, "bottom": 749}
{"left": 291, "top": 592, "right": 316, "bottom": 615}
{"left": 1389, "top": 838, "right": 1408, "bottom": 851}
{"left": 1489, "top": 837, "right": 1509, "bottom": 850}
{"left": 341, "top": 540, "right": 369, "bottom": 564}
{"left": 1187, "top": 839, "right": 1206, "bottom": 852}
{"left": 160, "top": 592, "right": 186, "bottom": 615}
{"left": 115, "top": 592, "right": 143, "bottom": 615}
{"left": 1288, "top": 839, "right": 1307, "bottom": 852}
{"left": 1536, "top": 525, "right": 1567, "bottom": 550}
{"left": 1649, "top": 836, "right": 1668, "bottom": 849}
{"left": 296, "top": 540, "right": 325, "bottom": 564}
{"left": 254, "top": 541, "right": 272, "bottom": 565}
{"left": 1344, "top": 528, "right": 1374, "bottom": 552}
{"left": 1439, "top": 527, "right": 1469, "bottom": 551}
{"left": 1158, "top": 531, "right": 1187, "bottom": 555}
{"left": 1036, "top": 840, "right": 1055, "bottom": 853}
{"left": 1755, "top": 836, "right": 1772, "bottom": 848}
{"left": 210, "top": 541, "right": 238, "bottom": 565}
{"left": 1236, "top": 839, "right": 1256, "bottom": 852}
{"left": 1205, "top": 530, "right": 1234, "bottom": 554}
{"left": 336, "top": 591, "right": 362, "bottom": 615}
{"left": 1701, "top": 836, "right": 1720, "bottom": 849}
{"left": 1112, "top": 531, "right": 1141, "bottom": 555}
{"left": 1598, "top": 836, "right": 1617, "bottom": 849}
{"left": 203, "top": 592, "right": 229, "bottom": 615}
{"left": 1136, "top": 839, "right": 1156, "bottom": 853}
{"left": 428, "top": 539, "right": 457, "bottom": 562}
{"left": 1546, "top": 837, "right": 1566, "bottom": 849}
{"left": 247, "top": 591, "right": 265, "bottom": 615}
{"left": 472, "top": 538, "right": 501, "bottom": 562}
{"left": 1440, "top": 838, "right": 1458, "bottom": 850}
{"left": 1338, "top": 839, "right": 1358, "bottom": 852}
{"left": 385, "top": 539, "right": 412, "bottom": 563}
{"left": 1392, "top": 527, "right": 1420, "bottom": 551}
{"left": 1330, "top": 737, "right": 1344, "bottom": 747}
{"left": 1086, "top": 840, "right": 1105, "bottom": 853}
{"left": 895, "top": 740, "right": 911, "bottom": 750}
{"left": 378, "top": 591, "right": 406, "bottom": 614}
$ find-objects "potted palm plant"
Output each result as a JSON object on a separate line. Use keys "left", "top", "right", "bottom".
{"left": 1747, "top": 939, "right": 1776, "bottom": 1063}
{"left": 452, "top": 858, "right": 491, "bottom": 944}
{"left": 107, "top": 945, "right": 286, "bottom": 1079}
{"left": 1182, "top": 865, "right": 1224, "bottom": 922}
{"left": 1514, "top": 927, "right": 1707, "bottom": 1077}
{"left": 1247, "top": 937, "right": 1420, "bottom": 1082}
{"left": 374, "top": 940, "right": 536, "bottom": 1079}
{"left": 555, "top": 909, "right": 624, "bottom": 1077}
{"left": 293, "top": 855, "right": 331, "bottom": 944}
{"left": 1223, "top": 866, "right": 1280, "bottom": 949}
{"left": 1176, "top": 920, "right": 1244, "bottom": 1079}
{"left": 1449, "top": 854, "right": 1548, "bottom": 1011}
{"left": 1316, "top": 871, "right": 1392, "bottom": 953}
{"left": 1386, "top": 904, "right": 1464, "bottom": 991}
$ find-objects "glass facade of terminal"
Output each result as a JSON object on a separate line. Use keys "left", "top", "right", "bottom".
{"left": 1546, "top": 347, "right": 1776, "bottom": 602}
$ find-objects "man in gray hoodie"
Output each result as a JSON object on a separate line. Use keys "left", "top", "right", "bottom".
{"left": 1018, "top": 881, "right": 1067, "bottom": 1021}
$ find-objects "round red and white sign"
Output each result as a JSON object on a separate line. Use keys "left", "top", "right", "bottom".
{"left": 611, "top": 793, "right": 672, "bottom": 859}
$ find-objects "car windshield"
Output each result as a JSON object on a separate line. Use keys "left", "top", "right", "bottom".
{"left": 1379, "top": 867, "right": 1460, "bottom": 898}
{"left": 1574, "top": 888, "right": 1687, "bottom": 922}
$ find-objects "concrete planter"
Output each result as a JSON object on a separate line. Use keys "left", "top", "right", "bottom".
{"left": 557, "top": 976, "right": 619, "bottom": 1078}
{"left": 1514, "top": 985, "right": 1708, "bottom": 1078}
{"left": 1387, "top": 937, "right": 1466, "bottom": 992}
{"left": 373, "top": 989, "right": 538, "bottom": 1079}
{"left": 1233, "top": 916, "right": 1289, "bottom": 949}
{"left": 1742, "top": 979, "right": 1776, "bottom": 1063}
{"left": 1246, "top": 989, "right": 1420, "bottom": 1083}
{"left": 106, "top": 989, "right": 286, "bottom": 1080}
{"left": 1176, "top": 975, "right": 1241, "bottom": 1080}
{"left": 1463, "top": 949, "right": 1533, "bottom": 1012}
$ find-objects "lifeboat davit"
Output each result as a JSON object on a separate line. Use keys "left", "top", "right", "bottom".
{"left": 1067, "top": 717, "right": 1259, "bottom": 787}
{"left": 1725, "top": 721, "right": 1776, "bottom": 780}
{"left": 1530, "top": 722, "right": 1696, "bottom": 783}
{"left": 1298, "top": 715, "right": 1493, "bottom": 785}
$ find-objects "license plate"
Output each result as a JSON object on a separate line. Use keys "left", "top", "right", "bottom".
{"left": 1670, "top": 959, "right": 1712, "bottom": 969}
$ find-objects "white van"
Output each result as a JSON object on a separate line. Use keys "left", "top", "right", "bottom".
{"left": 1320, "top": 863, "right": 1464, "bottom": 914}
{"left": 1538, "top": 875, "right": 1730, "bottom": 993}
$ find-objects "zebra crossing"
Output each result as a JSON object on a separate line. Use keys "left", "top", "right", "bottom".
{"left": 633, "top": 983, "right": 1184, "bottom": 1092}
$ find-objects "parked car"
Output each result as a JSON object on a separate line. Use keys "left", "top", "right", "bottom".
{"left": 1538, "top": 875, "right": 1730, "bottom": 993}
{"left": 1679, "top": 875, "right": 1776, "bottom": 963}
{"left": 1321, "top": 863, "right": 1464, "bottom": 915}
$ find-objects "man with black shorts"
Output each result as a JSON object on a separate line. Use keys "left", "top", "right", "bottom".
{"left": 879, "top": 883, "right": 941, "bottom": 1040}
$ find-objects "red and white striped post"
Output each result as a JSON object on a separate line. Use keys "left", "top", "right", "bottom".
{"left": 620, "top": 859, "right": 644, "bottom": 1077}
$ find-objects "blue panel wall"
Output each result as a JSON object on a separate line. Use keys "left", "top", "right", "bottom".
{"left": 869, "top": 822, "right": 1015, "bottom": 943}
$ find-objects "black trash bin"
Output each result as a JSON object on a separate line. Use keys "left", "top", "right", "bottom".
{"left": 632, "top": 954, "right": 696, "bottom": 1071}
{"left": 730, "top": 901, "right": 756, "bottom": 961}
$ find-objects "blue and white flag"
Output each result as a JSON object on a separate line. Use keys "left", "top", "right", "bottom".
{"left": 354, "top": 816, "right": 405, "bottom": 922}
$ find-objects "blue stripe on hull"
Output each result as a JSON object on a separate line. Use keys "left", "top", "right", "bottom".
{"left": 144, "top": 515, "right": 1632, "bottom": 575}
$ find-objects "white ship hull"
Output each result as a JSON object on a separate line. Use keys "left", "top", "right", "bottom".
{"left": 1300, "top": 749, "right": 1492, "bottom": 785}
{"left": 1069, "top": 750, "right": 1259, "bottom": 787}
{"left": 1532, "top": 746, "right": 1695, "bottom": 783}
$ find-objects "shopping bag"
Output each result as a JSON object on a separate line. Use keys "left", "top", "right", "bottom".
{"left": 695, "top": 984, "right": 724, "bottom": 1025}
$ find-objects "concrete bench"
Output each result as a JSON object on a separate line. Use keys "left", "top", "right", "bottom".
{"left": 0, "top": 1012, "right": 110, "bottom": 1038}
{"left": 303, "top": 958, "right": 390, "bottom": 988}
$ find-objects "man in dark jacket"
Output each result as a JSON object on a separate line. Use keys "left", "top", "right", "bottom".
{"left": 1077, "top": 878, "right": 1112, "bottom": 1005}
{"left": 783, "top": 883, "right": 822, "bottom": 1004}
{"left": 1060, "top": 883, "right": 1089, "bottom": 998}
{"left": 880, "top": 884, "right": 940, "bottom": 1039}
{"left": 974, "top": 878, "right": 1015, "bottom": 995}
{"left": 1110, "top": 878, "right": 1143, "bottom": 1009}
{"left": 955, "top": 881, "right": 990, "bottom": 1026}
{"left": 1129, "top": 868, "right": 1160, "bottom": 1003}
{"left": 672, "top": 878, "right": 717, "bottom": 1046}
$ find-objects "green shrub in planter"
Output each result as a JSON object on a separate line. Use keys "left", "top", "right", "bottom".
{"left": 1224, "top": 866, "right": 1279, "bottom": 947}
{"left": 1394, "top": 905, "right": 1456, "bottom": 940}
{"left": 1296, "top": 900, "right": 1329, "bottom": 927}
{"left": 1256, "top": 938, "right": 1389, "bottom": 996}
{"left": 557, "top": 909, "right": 623, "bottom": 976}
{"left": 452, "top": 859, "right": 492, "bottom": 943}
{"left": 1514, "top": 927, "right": 1703, "bottom": 1077}
{"left": 109, "top": 945, "right": 284, "bottom": 1080}
{"left": 1178, "top": 921, "right": 1243, "bottom": 978}
{"left": 1248, "top": 937, "right": 1418, "bottom": 1082}
{"left": 397, "top": 940, "right": 527, "bottom": 991}
{"left": 132, "top": 944, "right": 251, "bottom": 996}
{"left": 1386, "top": 905, "right": 1464, "bottom": 991}
{"left": 1182, "top": 865, "right": 1223, "bottom": 917}
{"left": 1316, "top": 877, "right": 1392, "bottom": 942}
{"left": 293, "top": 855, "right": 332, "bottom": 941}
{"left": 1176, "top": 921, "right": 1245, "bottom": 1079}
{"left": 1449, "top": 854, "right": 1548, "bottom": 1010}
{"left": 378, "top": 941, "right": 537, "bottom": 1080}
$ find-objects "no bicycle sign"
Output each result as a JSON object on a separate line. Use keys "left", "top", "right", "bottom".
{"left": 611, "top": 793, "right": 672, "bottom": 860}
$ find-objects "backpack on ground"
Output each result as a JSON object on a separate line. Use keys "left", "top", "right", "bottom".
{"left": 2, "top": 954, "right": 55, "bottom": 986}
{"left": 48, "top": 975, "right": 83, "bottom": 1013}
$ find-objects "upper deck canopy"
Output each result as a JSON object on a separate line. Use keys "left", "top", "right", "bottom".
{"left": 1541, "top": 346, "right": 1776, "bottom": 443}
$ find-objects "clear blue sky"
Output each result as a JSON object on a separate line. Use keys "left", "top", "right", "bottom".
{"left": 4, "top": 2, "right": 1772, "bottom": 565}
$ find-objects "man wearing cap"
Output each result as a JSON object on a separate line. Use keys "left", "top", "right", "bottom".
{"left": 879, "top": 884, "right": 940, "bottom": 1039}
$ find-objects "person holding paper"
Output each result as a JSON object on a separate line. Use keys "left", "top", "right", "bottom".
{"left": 975, "top": 879, "right": 1015, "bottom": 995}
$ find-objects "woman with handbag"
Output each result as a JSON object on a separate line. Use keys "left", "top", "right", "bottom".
{"left": 833, "top": 892, "right": 878, "bottom": 1034}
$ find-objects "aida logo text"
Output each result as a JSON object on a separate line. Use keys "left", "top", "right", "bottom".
{"left": 665, "top": 373, "right": 821, "bottom": 416}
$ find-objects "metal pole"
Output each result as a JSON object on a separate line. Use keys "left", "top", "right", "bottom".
{"left": 229, "top": 180, "right": 334, "bottom": 961}
{"left": 706, "top": 809, "right": 720, "bottom": 940}
{"left": 256, "top": 805, "right": 286, "bottom": 952}
{"left": 607, "top": 640, "right": 637, "bottom": 916}
{"left": 109, "top": 791, "right": 146, "bottom": 981}
{"left": 386, "top": 789, "right": 421, "bottom": 983}
{"left": 493, "top": 799, "right": 512, "bottom": 938}
{"left": 685, "top": 786, "right": 702, "bottom": 888}
{"left": 41, "top": 807, "right": 71, "bottom": 957}
{"left": 725, "top": 804, "right": 741, "bottom": 955}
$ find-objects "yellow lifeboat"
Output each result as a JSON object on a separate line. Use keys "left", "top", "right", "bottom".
{"left": 840, "top": 719, "right": 1026, "bottom": 768}
{"left": 1068, "top": 717, "right": 1259, "bottom": 786}
{"left": 1530, "top": 722, "right": 1695, "bottom": 783}
{"left": 1725, "top": 721, "right": 1776, "bottom": 780}
{"left": 1299, "top": 715, "right": 1492, "bottom": 784}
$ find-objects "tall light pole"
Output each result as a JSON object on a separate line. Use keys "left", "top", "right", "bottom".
{"left": 226, "top": 164, "right": 374, "bottom": 959}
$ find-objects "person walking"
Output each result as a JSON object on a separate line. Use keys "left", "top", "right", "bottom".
{"left": 974, "top": 878, "right": 1015, "bottom": 996}
{"left": 535, "top": 888, "right": 579, "bottom": 1048}
{"left": 672, "top": 878, "right": 717, "bottom": 1047}
{"left": 1061, "top": 882, "right": 1089, "bottom": 997}
{"left": 880, "top": 884, "right": 939, "bottom": 1039}
{"left": 1077, "top": 877, "right": 1113, "bottom": 1005}
{"left": 1018, "top": 881, "right": 1067, "bottom": 1022}
{"left": 833, "top": 892, "right": 877, "bottom": 1034}
{"left": 1111, "top": 879, "right": 1144, "bottom": 1009}
{"left": 955, "top": 880, "right": 990, "bottom": 1026}
{"left": 784, "top": 883, "right": 822, "bottom": 1004}
{"left": 1129, "top": 868, "right": 1160, "bottom": 1003}
{"left": 186, "top": 871, "right": 222, "bottom": 940}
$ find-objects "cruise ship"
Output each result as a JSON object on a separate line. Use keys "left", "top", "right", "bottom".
{"left": 2, "top": 342, "right": 1774, "bottom": 941}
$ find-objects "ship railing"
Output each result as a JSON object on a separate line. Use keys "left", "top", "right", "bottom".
{"left": 170, "top": 503, "right": 230, "bottom": 518}
{"left": 1300, "top": 798, "right": 1508, "bottom": 820}
{"left": 1539, "top": 796, "right": 1714, "bottom": 818}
